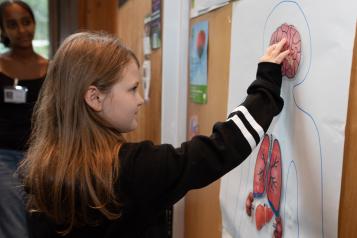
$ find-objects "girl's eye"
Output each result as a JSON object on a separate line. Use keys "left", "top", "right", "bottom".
{"left": 130, "top": 83, "right": 139, "bottom": 92}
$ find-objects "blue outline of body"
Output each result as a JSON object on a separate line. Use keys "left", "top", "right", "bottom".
{"left": 261, "top": 1, "right": 324, "bottom": 238}
{"left": 284, "top": 160, "right": 300, "bottom": 237}
{"left": 223, "top": 1, "right": 324, "bottom": 237}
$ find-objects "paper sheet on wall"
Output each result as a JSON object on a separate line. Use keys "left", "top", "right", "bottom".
{"left": 220, "top": 1, "right": 357, "bottom": 237}
{"left": 190, "top": 21, "right": 209, "bottom": 104}
{"left": 191, "top": 0, "right": 229, "bottom": 18}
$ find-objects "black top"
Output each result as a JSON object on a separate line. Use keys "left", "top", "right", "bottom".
{"left": 0, "top": 72, "right": 44, "bottom": 151}
{"left": 27, "top": 62, "right": 284, "bottom": 238}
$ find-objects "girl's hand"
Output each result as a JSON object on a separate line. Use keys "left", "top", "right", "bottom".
{"left": 259, "top": 38, "right": 290, "bottom": 64}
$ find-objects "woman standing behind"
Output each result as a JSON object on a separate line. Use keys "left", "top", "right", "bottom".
{"left": 0, "top": 1, "right": 48, "bottom": 237}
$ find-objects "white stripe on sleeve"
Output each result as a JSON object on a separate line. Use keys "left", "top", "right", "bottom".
{"left": 228, "top": 115, "right": 256, "bottom": 150}
{"left": 232, "top": 105, "right": 264, "bottom": 139}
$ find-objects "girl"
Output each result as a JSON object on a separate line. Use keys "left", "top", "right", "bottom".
{"left": 21, "top": 32, "right": 289, "bottom": 237}
{"left": 0, "top": 1, "right": 48, "bottom": 237}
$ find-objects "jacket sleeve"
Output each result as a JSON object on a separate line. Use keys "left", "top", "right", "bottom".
{"left": 117, "top": 62, "right": 284, "bottom": 209}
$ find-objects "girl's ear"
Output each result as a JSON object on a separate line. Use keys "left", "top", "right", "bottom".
{"left": 84, "top": 85, "right": 105, "bottom": 112}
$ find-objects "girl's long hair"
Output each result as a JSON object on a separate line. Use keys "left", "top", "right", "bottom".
{"left": 20, "top": 32, "right": 139, "bottom": 235}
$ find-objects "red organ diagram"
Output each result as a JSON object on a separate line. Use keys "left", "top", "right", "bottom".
{"left": 245, "top": 134, "right": 283, "bottom": 238}
{"left": 270, "top": 23, "right": 301, "bottom": 79}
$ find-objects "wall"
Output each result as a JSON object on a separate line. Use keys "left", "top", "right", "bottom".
{"left": 184, "top": 6, "right": 357, "bottom": 238}
{"left": 49, "top": 0, "right": 117, "bottom": 55}
{"left": 77, "top": 0, "right": 117, "bottom": 33}
{"left": 51, "top": 2, "right": 357, "bottom": 236}
{"left": 117, "top": 0, "right": 162, "bottom": 144}
{"left": 184, "top": 4, "right": 232, "bottom": 238}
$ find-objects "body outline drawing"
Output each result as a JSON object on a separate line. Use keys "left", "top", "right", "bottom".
{"left": 262, "top": 1, "right": 324, "bottom": 237}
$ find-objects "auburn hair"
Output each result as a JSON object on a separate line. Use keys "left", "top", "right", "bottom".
{"left": 20, "top": 32, "right": 139, "bottom": 234}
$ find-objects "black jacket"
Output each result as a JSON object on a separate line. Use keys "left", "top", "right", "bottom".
{"left": 27, "top": 62, "right": 284, "bottom": 238}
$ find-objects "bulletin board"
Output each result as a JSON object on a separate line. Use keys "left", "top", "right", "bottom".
{"left": 185, "top": 4, "right": 232, "bottom": 238}
{"left": 186, "top": 3, "right": 357, "bottom": 238}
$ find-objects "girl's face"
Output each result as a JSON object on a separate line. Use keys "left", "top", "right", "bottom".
{"left": 2, "top": 3, "right": 35, "bottom": 48}
{"left": 100, "top": 60, "right": 144, "bottom": 132}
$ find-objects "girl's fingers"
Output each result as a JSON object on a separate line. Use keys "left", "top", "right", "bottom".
{"left": 275, "top": 49, "right": 290, "bottom": 64}
{"left": 266, "top": 43, "right": 276, "bottom": 54}
{"left": 273, "top": 38, "right": 287, "bottom": 54}
{"left": 260, "top": 38, "right": 289, "bottom": 63}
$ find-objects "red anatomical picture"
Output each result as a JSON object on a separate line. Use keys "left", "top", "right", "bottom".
{"left": 270, "top": 23, "right": 301, "bottom": 79}
{"left": 245, "top": 134, "right": 283, "bottom": 238}
{"left": 253, "top": 135, "right": 270, "bottom": 197}
{"left": 268, "top": 139, "right": 282, "bottom": 217}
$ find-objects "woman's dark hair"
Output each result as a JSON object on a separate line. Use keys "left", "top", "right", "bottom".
{"left": 0, "top": 0, "right": 35, "bottom": 47}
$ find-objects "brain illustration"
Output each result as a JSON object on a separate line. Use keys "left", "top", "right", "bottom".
{"left": 270, "top": 23, "right": 301, "bottom": 79}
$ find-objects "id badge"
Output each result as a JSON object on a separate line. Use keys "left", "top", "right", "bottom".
{"left": 4, "top": 85, "right": 28, "bottom": 103}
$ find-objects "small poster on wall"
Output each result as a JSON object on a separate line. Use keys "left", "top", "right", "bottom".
{"left": 142, "top": 60, "right": 151, "bottom": 102}
{"left": 151, "top": 0, "right": 161, "bottom": 49}
{"left": 189, "top": 21, "right": 208, "bottom": 104}
{"left": 188, "top": 115, "right": 200, "bottom": 140}
{"left": 143, "top": 15, "right": 151, "bottom": 56}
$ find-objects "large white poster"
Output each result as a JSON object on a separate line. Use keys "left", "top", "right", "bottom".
{"left": 220, "top": 1, "right": 357, "bottom": 237}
